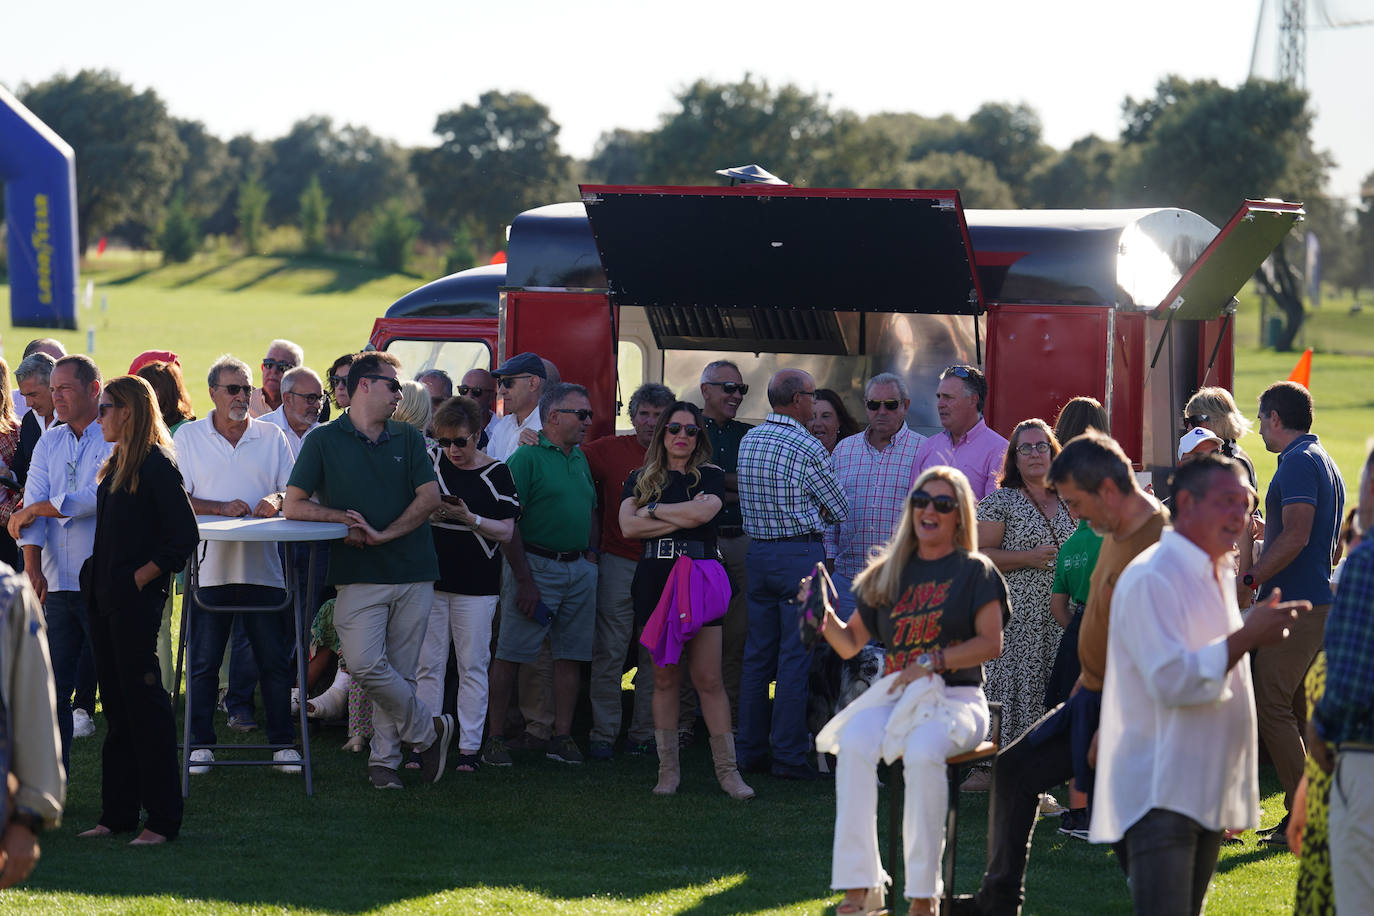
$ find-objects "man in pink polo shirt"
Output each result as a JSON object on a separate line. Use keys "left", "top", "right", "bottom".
{"left": 909, "top": 365, "right": 1008, "bottom": 500}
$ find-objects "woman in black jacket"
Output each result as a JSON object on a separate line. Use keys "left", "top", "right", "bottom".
{"left": 78, "top": 375, "right": 198, "bottom": 846}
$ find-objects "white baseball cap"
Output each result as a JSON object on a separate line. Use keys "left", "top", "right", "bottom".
{"left": 1178, "top": 427, "right": 1225, "bottom": 462}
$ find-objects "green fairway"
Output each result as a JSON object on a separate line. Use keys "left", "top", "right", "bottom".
{"left": 1, "top": 255, "right": 1368, "bottom": 914}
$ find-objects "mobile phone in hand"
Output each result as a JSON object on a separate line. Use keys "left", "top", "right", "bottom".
{"left": 532, "top": 601, "right": 554, "bottom": 626}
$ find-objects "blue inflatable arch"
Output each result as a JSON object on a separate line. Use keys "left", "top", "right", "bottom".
{"left": 1, "top": 84, "right": 78, "bottom": 329}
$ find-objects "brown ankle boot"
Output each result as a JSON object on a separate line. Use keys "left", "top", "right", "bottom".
{"left": 653, "top": 729, "right": 680, "bottom": 795}
{"left": 709, "top": 733, "right": 755, "bottom": 800}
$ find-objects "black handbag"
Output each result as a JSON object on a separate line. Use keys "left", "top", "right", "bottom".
{"left": 796, "top": 561, "right": 836, "bottom": 649}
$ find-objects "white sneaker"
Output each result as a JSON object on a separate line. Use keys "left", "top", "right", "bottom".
{"left": 72, "top": 708, "right": 96, "bottom": 738}
{"left": 189, "top": 749, "right": 214, "bottom": 775}
{"left": 1038, "top": 793, "right": 1067, "bottom": 817}
{"left": 273, "top": 749, "right": 303, "bottom": 774}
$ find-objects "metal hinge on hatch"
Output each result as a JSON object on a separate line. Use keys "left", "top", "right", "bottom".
{"left": 1168, "top": 296, "right": 1185, "bottom": 311}
{"left": 581, "top": 192, "right": 601, "bottom": 205}
{"left": 936, "top": 198, "right": 956, "bottom": 211}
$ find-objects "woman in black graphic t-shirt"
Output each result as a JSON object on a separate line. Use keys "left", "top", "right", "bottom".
{"left": 815, "top": 465, "right": 1009, "bottom": 916}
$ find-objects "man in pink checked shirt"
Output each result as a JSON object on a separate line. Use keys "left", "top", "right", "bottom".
{"left": 908, "top": 365, "right": 1008, "bottom": 500}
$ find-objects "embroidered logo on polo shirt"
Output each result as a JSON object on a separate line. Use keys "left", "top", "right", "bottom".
{"left": 394, "top": 456, "right": 402, "bottom": 462}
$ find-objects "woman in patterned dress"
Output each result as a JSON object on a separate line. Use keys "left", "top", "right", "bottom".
{"left": 976, "top": 419, "right": 1074, "bottom": 746}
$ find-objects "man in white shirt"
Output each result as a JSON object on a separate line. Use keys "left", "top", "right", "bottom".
{"left": 260, "top": 367, "right": 323, "bottom": 460}
{"left": 484, "top": 352, "right": 546, "bottom": 461}
{"left": 174, "top": 355, "right": 299, "bottom": 774}
{"left": 1092, "top": 454, "right": 1310, "bottom": 914}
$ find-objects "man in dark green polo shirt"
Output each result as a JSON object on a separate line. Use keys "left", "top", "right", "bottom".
{"left": 699, "top": 359, "right": 754, "bottom": 725}
{"left": 483, "top": 382, "right": 598, "bottom": 767}
{"left": 285, "top": 351, "right": 453, "bottom": 790}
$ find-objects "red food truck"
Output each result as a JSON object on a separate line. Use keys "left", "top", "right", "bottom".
{"left": 369, "top": 185, "right": 1301, "bottom": 490}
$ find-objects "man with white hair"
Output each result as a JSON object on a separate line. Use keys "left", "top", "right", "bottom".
{"left": 261, "top": 367, "right": 324, "bottom": 459}
{"left": 250, "top": 339, "right": 304, "bottom": 418}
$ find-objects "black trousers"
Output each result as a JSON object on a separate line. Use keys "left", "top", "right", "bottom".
{"left": 88, "top": 587, "right": 183, "bottom": 839}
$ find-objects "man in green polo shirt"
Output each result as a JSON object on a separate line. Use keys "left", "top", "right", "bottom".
{"left": 483, "top": 382, "right": 598, "bottom": 767}
{"left": 284, "top": 351, "right": 454, "bottom": 790}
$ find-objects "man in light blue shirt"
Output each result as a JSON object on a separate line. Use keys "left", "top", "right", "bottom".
{"left": 8, "top": 354, "right": 114, "bottom": 772}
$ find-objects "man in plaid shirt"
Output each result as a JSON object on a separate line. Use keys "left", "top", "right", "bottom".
{"left": 736, "top": 368, "right": 848, "bottom": 779}
{"left": 1310, "top": 444, "right": 1374, "bottom": 911}
{"left": 824, "top": 372, "right": 925, "bottom": 621}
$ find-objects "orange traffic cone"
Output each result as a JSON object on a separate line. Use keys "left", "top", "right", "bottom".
{"left": 1287, "top": 349, "right": 1312, "bottom": 389}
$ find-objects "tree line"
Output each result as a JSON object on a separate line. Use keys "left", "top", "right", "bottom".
{"left": 3, "top": 69, "right": 1372, "bottom": 347}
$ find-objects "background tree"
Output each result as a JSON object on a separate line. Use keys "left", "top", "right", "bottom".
{"left": 586, "top": 128, "right": 651, "bottom": 184}
{"left": 1026, "top": 135, "right": 1119, "bottom": 208}
{"left": 235, "top": 174, "right": 269, "bottom": 254}
{"left": 170, "top": 119, "right": 237, "bottom": 229}
{"left": 158, "top": 192, "right": 200, "bottom": 262}
{"left": 445, "top": 221, "right": 478, "bottom": 274}
{"left": 19, "top": 69, "right": 186, "bottom": 253}
{"left": 370, "top": 199, "right": 420, "bottom": 273}
{"left": 1117, "top": 77, "right": 1325, "bottom": 350}
{"left": 900, "top": 152, "right": 1016, "bottom": 208}
{"left": 298, "top": 175, "right": 330, "bottom": 255}
{"left": 414, "top": 90, "right": 572, "bottom": 254}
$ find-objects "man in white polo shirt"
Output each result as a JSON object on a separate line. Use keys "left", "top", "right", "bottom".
{"left": 173, "top": 355, "right": 299, "bottom": 774}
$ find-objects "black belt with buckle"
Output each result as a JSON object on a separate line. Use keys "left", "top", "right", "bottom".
{"left": 525, "top": 543, "right": 585, "bottom": 562}
{"left": 761, "top": 532, "right": 824, "bottom": 543}
{"left": 718, "top": 525, "right": 744, "bottom": 539}
{"left": 643, "top": 538, "right": 719, "bottom": 561}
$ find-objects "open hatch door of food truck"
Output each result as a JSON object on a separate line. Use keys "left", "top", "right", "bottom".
{"left": 575, "top": 184, "right": 986, "bottom": 434}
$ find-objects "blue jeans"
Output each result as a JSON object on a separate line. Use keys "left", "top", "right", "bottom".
{"left": 188, "top": 585, "right": 294, "bottom": 746}
{"left": 737, "top": 538, "right": 824, "bottom": 769}
{"left": 1120, "top": 808, "right": 1222, "bottom": 916}
{"left": 44, "top": 590, "right": 92, "bottom": 773}
{"left": 223, "top": 617, "right": 258, "bottom": 719}
{"left": 831, "top": 569, "right": 858, "bottom": 623}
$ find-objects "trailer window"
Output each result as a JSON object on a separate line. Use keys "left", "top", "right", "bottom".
{"left": 382, "top": 339, "right": 492, "bottom": 385}
{"left": 615, "top": 340, "right": 645, "bottom": 432}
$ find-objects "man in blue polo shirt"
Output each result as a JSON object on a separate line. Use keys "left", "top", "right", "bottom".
{"left": 1244, "top": 380, "right": 1344, "bottom": 841}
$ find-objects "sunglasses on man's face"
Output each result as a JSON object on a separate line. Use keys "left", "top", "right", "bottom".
{"left": 909, "top": 489, "right": 959, "bottom": 514}
{"left": 360, "top": 374, "right": 401, "bottom": 394}
{"left": 665, "top": 423, "right": 700, "bottom": 438}
{"left": 287, "top": 392, "right": 324, "bottom": 406}
{"left": 457, "top": 385, "right": 486, "bottom": 398}
{"left": 703, "top": 381, "right": 749, "bottom": 396}
{"left": 262, "top": 358, "right": 296, "bottom": 372}
{"left": 554, "top": 408, "right": 594, "bottom": 422}
{"left": 216, "top": 384, "right": 254, "bottom": 397}
{"left": 437, "top": 436, "right": 471, "bottom": 449}
{"left": 866, "top": 398, "right": 901, "bottom": 412}
{"left": 497, "top": 375, "right": 533, "bottom": 389}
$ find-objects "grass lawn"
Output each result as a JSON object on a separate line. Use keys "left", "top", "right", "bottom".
{"left": 0, "top": 256, "right": 1363, "bottom": 914}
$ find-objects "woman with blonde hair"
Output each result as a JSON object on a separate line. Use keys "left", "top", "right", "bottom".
{"left": 812, "top": 466, "right": 1009, "bottom": 915}
{"left": 620, "top": 401, "right": 753, "bottom": 800}
{"left": 78, "top": 376, "right": 198, "bottom": 845}
{"left": 1184, "top": 386, "right": 1256, "bottom": 488}
{"left": 0, "top": 357, "right": 23, "bottom": 566}
{"left": 391, "top": 380, "right": 435, "bottom": 446}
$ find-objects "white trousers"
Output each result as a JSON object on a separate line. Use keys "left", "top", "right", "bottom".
{"left": 831, "top": 685, "right": 987, "bottom": 900}
{"left": 415, "top": 591, "right": 499, "bottom": 754}
{"left": 1330, "top": 749, "right": 1374, "bottom": 912}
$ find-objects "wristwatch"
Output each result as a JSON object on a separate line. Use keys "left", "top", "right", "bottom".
{"left": 1242, "top": 573, "right": 1256, "bottom": 588}
{"left": 647, "top": 503, "right": 659, "bottom": 520}
{"left": 914, "top": 652, "right": 935, "bottom": 674}
{"left": 9, "top": 808, "right": 44, "bottom": 835}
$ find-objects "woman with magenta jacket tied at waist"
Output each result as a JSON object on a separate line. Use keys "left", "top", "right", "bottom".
{"left": 619, "top": 401, "right": 754, "bottom": 800}
{"left": 77, "top": 376, "right": 198, "bottom": 845}
{"left": 809, "top": 466, "right": 1009, "bottom": 916}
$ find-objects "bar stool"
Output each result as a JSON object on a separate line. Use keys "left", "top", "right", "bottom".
{"left": 885, "top": 701, "right": 1002, "bottom": 913}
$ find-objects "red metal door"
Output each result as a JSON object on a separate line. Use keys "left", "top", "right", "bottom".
{"left": 985, "top": 305, "right": 1109, "bottom": 440}
{"left": 504, "top": 291, "right": 617, "bottom": 442}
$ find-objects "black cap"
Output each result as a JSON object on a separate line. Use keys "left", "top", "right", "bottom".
{"left": 493, "top": 352, "right": 546, "bottom": 379}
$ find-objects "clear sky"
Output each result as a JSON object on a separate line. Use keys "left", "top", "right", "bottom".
{"left": 5, "top": 0, "right": 1371, "bottom": 202}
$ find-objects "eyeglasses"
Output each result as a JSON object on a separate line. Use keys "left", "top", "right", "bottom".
{"left": 866, "top": 399, "right": 901, "bottom": 412}
{"left": 1016, "top": 441, "right": 1052, "bottom": 457}
{"left": 1184, "top": 414, "right": 1211, "bottom": 426}
{"left": 703, "top": 381, "right": 749, "bottom": 396}
{"left": 554, "top": 408, "right": 594, "bottom": 421}
{"left": 216, "top": 384, "right": 254, "bottom": 397}
{"left": 360, "top": 374, "right": 401, "bottom": 394}
{"left": 261, "top": 358, "right": 296, "bottom": 372}
{"left": 797, "top": 390, "right": 817, "bottom": 400}
{"left": 497, "top": 375, "right": 533, "bottom": 389}
{"left": 97, "top": 402, "right": 120, "bottom": 417}
{"left": 436, "top": 436, "right": 471, "bottom": 448}
{"left": 329, "top": 375, "right": 348, "bottom": 388}
{"left": 287, "top": 392, "right": 323, "bottom": 405}
{"left": 909, "top": 489, "right": 959, "bottom": 514}
{"left": 945, "top": 366, "right": 973, "bottom": 379}
{"left": 665, "top": 423, "right": 701, "bottom": 437}
{"left": 457, "top": 385, "right": 486, "bottom": 398}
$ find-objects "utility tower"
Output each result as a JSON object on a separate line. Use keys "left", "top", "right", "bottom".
{"left": 1277, "top": 0, "right": 1307, "bottom": 86}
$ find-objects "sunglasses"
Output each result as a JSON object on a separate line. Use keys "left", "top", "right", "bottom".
{"left": 457, "top": 385, "right": 487, "bottom": 397}
{"left": 97, "top": 402, "right": 120, "bottom": 417}
{"left": 945, "top": 365, "right": 973, "bottom": 379}
{"left": 360, "top": 374, "right": 401, "bottom": 394}
{"left": 216, "top": 384, "right": 254, "bottom": 397}
{"left": 866, "top": 398, "right": 901, "bottom": 412}
{"left": 329, "top": 375, "right": 348, "bottom": 388}
{"left": 437, "top": 436, "right": 471, "bottom": 448}
{"left": 497, "top": 374, "right": 533, "bottom": 389}
{"left": 665, "top": 423, "right": 701, "bottom": 438}
{"left": 262, "top": 358, "right": 296, "bottom": 372}
{"left": 287, "top": 392, "right": 323, "bottom": 405}
{"left": 1016, "top": 441, "right": 1052, "bottom": 456}
{"left": 703, "top": 381, "right": 749, "bottom": 396}
{"left": 554, "top": 408, "right": 594, "bottom": 421}
{"left": 909, "top": 489, "right": 959, "bottom": 514}
{"left": 1184, "top": 414, "right": 1211, "bottom": 426}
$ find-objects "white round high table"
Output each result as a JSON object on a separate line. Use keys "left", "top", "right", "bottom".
{"left": 175, "top": 516, "right": 349, "bottom": 797}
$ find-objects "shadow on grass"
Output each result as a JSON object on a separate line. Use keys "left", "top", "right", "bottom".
{"left": 173, "top": 256, "right": 252, "bottom": 288}
{"left": 102, "top": 266, "right": 162, "bottom": 286}
{"left": 230, "top": 259, "right": 296, "bottom": 292}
